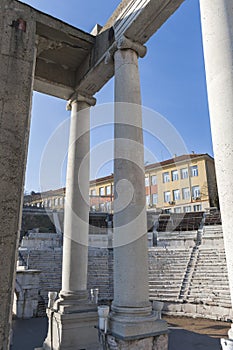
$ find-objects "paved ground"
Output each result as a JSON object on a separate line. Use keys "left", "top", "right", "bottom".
{"left": 12, "top": 316, "right": 229, "bottom": 349}
{"left": 12, "top": 318, "right": 48, "bottom": 350}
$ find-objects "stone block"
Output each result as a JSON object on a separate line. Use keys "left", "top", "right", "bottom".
{"left": 153, "top": 334, "right": 168, "bottom": 350}
{"left": 43, "top": 307, "right": 98, "bottom": 350}
{"left": 164, "top": 303, "right": 182, "bottom": 313}
{"left": 181, "top": 303, "right": 197, "bottom": 314}
{"left": 106, "top": 333, "right": 168, "bottom": 350}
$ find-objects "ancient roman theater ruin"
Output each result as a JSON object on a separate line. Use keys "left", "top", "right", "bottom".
{"left": 1, "top": 1, "right": 233, "bottom": 349}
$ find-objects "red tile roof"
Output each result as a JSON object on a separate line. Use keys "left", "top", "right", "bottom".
{"left": 145, "top": 153, "right": 213, "bottom": 170}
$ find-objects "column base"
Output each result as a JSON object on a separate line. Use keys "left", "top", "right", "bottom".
{"left": 108, "top": 309, "right": 168, "bottom": 349}
{"left": 107, "top": 333, "right": 168, "bottom": 350}
{"left": 221, "top": 338, "right": 233, "bottom": 350}
{"left": 220, "top": 325, "right": 233, "bottom": 349}
{"left": 42, "top": 300, "right": 98, "bottom": 350}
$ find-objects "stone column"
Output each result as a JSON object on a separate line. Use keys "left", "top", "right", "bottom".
{"left": 43, "top": 94, "right": 98, "bottom": 350}
{"left": 61, "top": 95, "right": 95, "bottom": 302}
{"left": 0, "top": 3, "right": 36, "bottom": 349}
{"left": 108, "top": 36, "right": 168, "bottom": 349}
{"left": 199, "top": 0, "right": 233, "bottom": 345}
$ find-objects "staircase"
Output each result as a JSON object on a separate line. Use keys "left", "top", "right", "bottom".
{"left": 178, "top": 245, "right": 199, "bottom": 300}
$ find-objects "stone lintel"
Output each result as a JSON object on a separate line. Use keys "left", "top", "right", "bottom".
{"left": 11, "top": 0, "right": 185, "bottom": 100}
{"left": 76, "top": 0, "right": 185, "bottom": 96}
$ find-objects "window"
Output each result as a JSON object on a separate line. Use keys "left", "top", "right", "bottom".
{"left": 172, "top": 170, "right": 179, "bottom": 181}
{"left": 59, "top": 197, "right": 64, "bottom": 206}
{"left": 164, "top": 191, "right": 171, "bottom": 203}
{"left": 191, "top": 165, "right": 198, "bottom": 177}
{"left": 37, "top": 202, "right": 40, "bottom": 208}
{"left": 151, "top": 175, "right": 157, "bottom": 185}
{"left": 145, "top": 177, "right": 149, "bottom": 187}
{"left": 44, "top": 200, "right": 48, "bottom": 207}
{"left": 146, "top": 195, "right": 150, "bottom": 206}
{"left": 193, "top": 204, "right": 202, "bottom": 212}
{"left": 173, "top": 189, "right": 180, "bottom": 201}
{"left": 163, "top": 172, "right": 170, "bottom": 183}
{"left": 48, "top": 199, "right": 52, "bottom": 208}
{"left": 91, "top": 189, "right": 96, "bottom": 196}
{"left": 106, "top": 202, "right": 112, "bottom": 212}
{"left": 183, "top": 206, "right": 191, "bottom": 213}
{"left": 99, "top": 187, "right": 105, "bottom": 196}
{"left": 152, "top": 193, "right": 158, "bottom": 204}
{"left": 91, "top": 205, "right": 96, "bottom": 211}
{"left": 182, "top": 187, "right": 190, "bottom": 200}
{"left": 100, "top": 203, "right": 105, "bottom": 211}
{"left": 54, "top": 198, "right": 58, "bottom": 206}
{"left": 181, "top": 168, "right": 188, "bottom": 179}
{"left": 192, "top": 186, "right": 200, "bottom": 198}
{"left": 174, "top": 207, "right": 182, "bottom": 213}
{"left": 106, "top": 185, "right": 111, "bottom": 195}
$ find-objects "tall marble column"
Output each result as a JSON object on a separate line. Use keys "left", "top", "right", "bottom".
{"left": 108, "top": 36, "right": 168, "bottom": 350}
{"left": 61, "top": 95, "right": 95, "bottom": 304}
{"left": 199, "top": 0, "right": 233, "bottom": 345}
{"left": 43, "top": 94, "right": 98, "bottom": 350}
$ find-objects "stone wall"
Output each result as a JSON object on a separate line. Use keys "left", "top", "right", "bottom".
{"left": 18, "top": 234, "right": 114, "bottom": 314}
{"left": 21, "top": 209, "right": 56, "bottom": 238}
{"left": 19, "top": 233, "right": 62, "bottom": 307}
{"left": 13, "top": 269, "right": 41, "bottom": 318}
{"left": 87, "top": 248, "right": 114, "bottom": 301}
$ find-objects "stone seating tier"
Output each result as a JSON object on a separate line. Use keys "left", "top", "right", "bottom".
{"left": 157, "top": 212, "right": 204, "bottom": 232}
{"left": 204, "top": 211, "right": 222, "bottom": 225}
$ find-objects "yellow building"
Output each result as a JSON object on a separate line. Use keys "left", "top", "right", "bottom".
{"left": 24, "top": 188, "right": 66, "bottom": 210}
{"left": 144, "top": 153, "right": 218, "bottom": 213}
{"left": 24, "top": 153, "right": 218, "bottom": 213}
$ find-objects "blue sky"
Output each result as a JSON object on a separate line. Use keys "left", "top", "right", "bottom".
{"left": 21, "top": 0, "right": 212, "bottom": 192}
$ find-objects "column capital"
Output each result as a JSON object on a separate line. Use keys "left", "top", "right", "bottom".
{"left": 66, "top": 92, "right": 96, "bottom": 111}
{"left": 105, "top": 35, "right": 147, "bottom": 64}
{"left": 116, "top": 35, "right": 147, "bottom": 58}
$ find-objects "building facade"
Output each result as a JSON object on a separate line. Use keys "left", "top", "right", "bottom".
{"left": 24, "top": 153, "right": 218, "bottom": 214}
{"left": 145, "top": 153, "right": 218, "bottom": 213}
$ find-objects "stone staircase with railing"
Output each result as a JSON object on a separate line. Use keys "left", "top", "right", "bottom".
{"left": 186, "top": 247, "right": 231, "bottom": 309}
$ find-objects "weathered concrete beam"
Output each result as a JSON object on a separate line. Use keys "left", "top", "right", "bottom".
{"left": 14, "top": 0, "right": 95, "bottom": 100}
{"left": 34, "top": 58, "right": 75, "bottom": 100}
{"left": 76, "top": 0, "right": 185, "bottom": 97}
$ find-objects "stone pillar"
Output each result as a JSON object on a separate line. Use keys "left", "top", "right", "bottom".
{"left": 0, "top": 3, "right": 36, "bottom": 349}
{"left": 199, "top": 0, "right": 233, "bottom": 345}
{"left": 108, "top": 36, "right": 168, "bottom": 349}
{"left": 42, "top": 94, "right": 98, "bottom": 350}
{"left": 61, "top": 95, "right": 95, "bottom": 301}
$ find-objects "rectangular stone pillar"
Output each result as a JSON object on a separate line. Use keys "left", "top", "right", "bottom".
{"left": 0, "top": 3, "right": 36, "bottom": 349}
